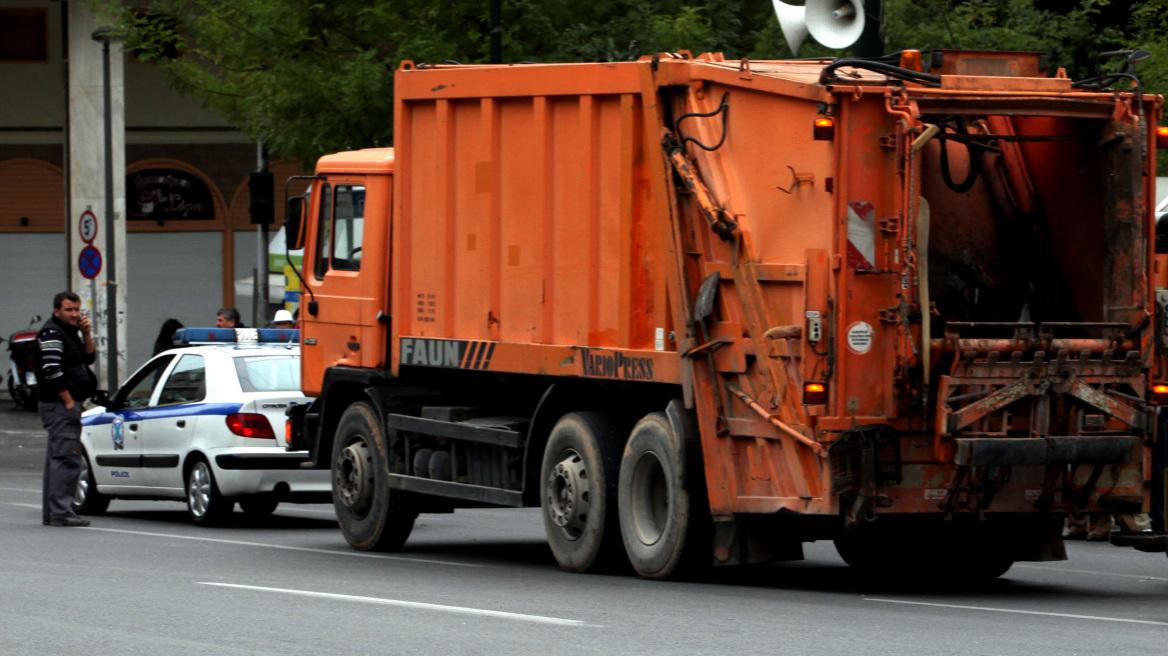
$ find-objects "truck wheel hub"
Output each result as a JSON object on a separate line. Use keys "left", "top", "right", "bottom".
{"left": 335, "top": 440, "right": 374, "bottom": 514}
{"left": 546, "top": 453, "right": 590, "bottom": 539}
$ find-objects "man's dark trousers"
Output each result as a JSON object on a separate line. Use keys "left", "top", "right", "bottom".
{"left": 40, "top": 401, "right": 84, "bottom": 522}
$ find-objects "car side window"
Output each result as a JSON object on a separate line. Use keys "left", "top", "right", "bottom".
{"left": 115, "top": 354, "right": 176, "bottom": 410}
{"left": 156, "top": 354, "right": 206, "bottom": 406}
{"left": 313, "top": 183, "right": 333, "bottom": 280}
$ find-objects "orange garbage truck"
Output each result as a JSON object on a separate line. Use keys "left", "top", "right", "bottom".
{"left": 283, "top": 49, "right": 1168, "bottom": 579}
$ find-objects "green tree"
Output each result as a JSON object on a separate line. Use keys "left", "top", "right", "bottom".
{"left": 97, "top": 0, "right": 1168, "bottom": 165}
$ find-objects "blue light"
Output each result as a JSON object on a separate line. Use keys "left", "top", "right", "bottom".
{"left": 174, "top": 328, "right": 299, "bottom": 345}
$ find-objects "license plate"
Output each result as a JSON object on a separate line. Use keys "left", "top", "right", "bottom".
{"left": 24, "top": 371, "right": 35, "bottom": 386}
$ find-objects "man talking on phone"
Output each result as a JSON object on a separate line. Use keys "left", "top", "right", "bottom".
{"left": 35, "top": 291, "right": 97, "bottom": 527}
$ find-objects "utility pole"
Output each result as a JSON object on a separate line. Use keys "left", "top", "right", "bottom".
{"left": 92, "top": 25, "right": 119, "bottom": 391}
{"left": 250, "top": 141, "right": 274, "bottom": 327}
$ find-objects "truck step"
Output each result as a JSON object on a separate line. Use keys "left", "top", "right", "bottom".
{"left": 386, "top": 473, "right": 524, "bottom": 507}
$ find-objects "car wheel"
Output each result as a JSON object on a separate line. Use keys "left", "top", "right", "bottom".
{"left": 540, "top": 411, "right": 625, "bottom": 573}
{"left": 72, "top": 446, "right": 110, "bottom": 515}
{"left": 239, "top": 495, "right": 279, "bottom": 516}
{"left": 186, "top": 458, "right": 233, "bottom": 526}
{"left": 332, "top": 402, "right": 416, "bottom": 551}
{"left": 618, "top": 411, "right": 707, "bottom": 580}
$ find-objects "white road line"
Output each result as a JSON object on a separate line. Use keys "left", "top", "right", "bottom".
{"left": 865, "top": 598, "right": 1168, "bottom": 627}
{"left": 1014, "top": 563, "right": 1168, "bottom": 582}
{"left": 0, "top": 487, "right": 38, "bottom": 493}
{"left": 199, "top": 582, "right": 591, "bottom": 626}
{"left": 82, "top": 526, "right": 491, "bottom": 568}
{"left": 8, "top": 502, "right": 40, "bottom": 510}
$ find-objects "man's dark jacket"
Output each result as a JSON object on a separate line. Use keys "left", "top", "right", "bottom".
{"left": 34, "top": 316, "right": 97, "bottom": 403}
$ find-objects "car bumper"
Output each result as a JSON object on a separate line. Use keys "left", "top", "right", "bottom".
{"left": 209, "top": 447, "right": 332, "bottom": 498}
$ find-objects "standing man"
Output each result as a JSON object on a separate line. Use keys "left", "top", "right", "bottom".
{"left": 35, "top": 291, "right": 97, "bottom": 527}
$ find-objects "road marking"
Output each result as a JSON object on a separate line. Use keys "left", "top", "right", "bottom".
{"left": 0, "top": 487, "right": 38, "bottom": 493}
{"left": 199, "top": 582, "right": 591, "bottom": 626}
{"left": 82, "top": 526, "right": 491, "bottom": 568}
{"left": 1015, "top": 563, "right": 1168, "bottom": 582}
{"left": 866, "top": 598, "right": 1168, "bottom": 627}
{"left": 8, "top": 502, "right": 40, "bottom": 510}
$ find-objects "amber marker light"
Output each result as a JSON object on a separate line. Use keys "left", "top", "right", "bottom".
{"left": 813, "top": 117, "right": 835, "bottom": 141}
{"left": 1152, "top": 384, "right": 1168, "bottom": 405}
{"left": 803, "top": 381, "right": 827, "bottom": 405}
{"left": 1156, "top": 126, "right": 1168, "bottom": 149}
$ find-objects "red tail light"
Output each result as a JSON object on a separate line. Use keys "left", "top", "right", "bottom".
{"left": 1157, "top": 126, "right": 1168, "bottom": 149}
{"left": 1152, "top": 384, "right": 1168, "bottom": 405}
{"left": 813, "top": 117, "right": 835, "bottom": 141}
{"left": 803, "top": 382, "right": 827, "bottom": 405}
{"left": 285, "top": 420, "right": 292, "bottom": 446}
{"left": 226, "top": 413, "right": 277, "bottom": 440}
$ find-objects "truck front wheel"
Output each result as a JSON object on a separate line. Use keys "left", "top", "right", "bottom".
{"left": 333, "top": 402, "right": 416, "bottom": 551}
{"left": 540, "top": 412, "right": 624, "bottom": 573}
{"left": 618, "top": 411, "right": 703, "bottom": 579}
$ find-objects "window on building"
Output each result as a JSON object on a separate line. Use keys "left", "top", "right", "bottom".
{"left": 0, "top": 9, "right": 49, "bottom": 63}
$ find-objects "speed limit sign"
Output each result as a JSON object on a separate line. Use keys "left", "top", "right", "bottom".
{"left": 79, "top": 210, "right": 98, "bottom": 244}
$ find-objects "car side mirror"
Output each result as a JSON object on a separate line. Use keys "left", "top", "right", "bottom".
{"left": 91, "top": 390, "right": 111, "bottom": 408}
{"left": 286, "top": 196, "right": 307, "bottom": 251}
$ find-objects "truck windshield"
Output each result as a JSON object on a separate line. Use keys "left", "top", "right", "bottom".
{"left": 234, "top": 355, "right": 300, "bottom": 392}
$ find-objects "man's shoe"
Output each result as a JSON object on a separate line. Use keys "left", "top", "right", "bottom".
{"left": 48, "top": 516, "right": 90, "bottom": 527}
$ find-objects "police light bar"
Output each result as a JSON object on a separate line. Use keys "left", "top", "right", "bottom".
{"left": 173, "top": 328, "right": 299, "bottom": 345}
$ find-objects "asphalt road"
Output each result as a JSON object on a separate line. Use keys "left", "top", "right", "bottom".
{"left": 1, "top": 397, "right": 1166, "bottom": 655}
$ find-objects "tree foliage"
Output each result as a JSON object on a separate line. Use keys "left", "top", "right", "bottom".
{"left": 94, "top": 0, "right": 1168, "bottom": 165}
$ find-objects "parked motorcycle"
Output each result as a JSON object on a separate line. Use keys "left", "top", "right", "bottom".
{"left": 1, "top": 315, "right": 41, "bottom": 411}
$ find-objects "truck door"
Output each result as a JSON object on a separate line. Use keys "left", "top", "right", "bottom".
{"left": 301, "top": 175, "right": 387, "bottom": 380}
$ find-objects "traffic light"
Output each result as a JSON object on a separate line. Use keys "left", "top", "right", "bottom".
{"left": 249, "top": 171, "right": 274, "bottom": 225}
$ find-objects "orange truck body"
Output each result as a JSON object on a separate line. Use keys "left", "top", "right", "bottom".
{"left": 288, "top": 51, "right": 1167, "bottom": 577}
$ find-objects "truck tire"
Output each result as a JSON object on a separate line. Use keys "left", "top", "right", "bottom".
{"left": 618, "top": 411, "right": 703, "bottom": 579}
{"left": 540, "top": 411, "right": 624, "bottom": 573}
{"left": 333, "top": 402, "right": 416, "bottom": 551}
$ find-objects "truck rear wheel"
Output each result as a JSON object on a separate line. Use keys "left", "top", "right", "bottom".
{"left": 333, "top": 402, "right": 416, "bottom": 551}
{"left": 618, "top": 412, "right": 703, "bottom": 579}
{"left": 540, "top": 411, "right": 624, "bottom": 573}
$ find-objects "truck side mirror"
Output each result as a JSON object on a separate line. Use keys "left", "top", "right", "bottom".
{"left": 286, "top": 196, "right": 307, "bottom": 251}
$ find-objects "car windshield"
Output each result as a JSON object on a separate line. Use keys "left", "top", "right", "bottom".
{"left": 233, "top": 355, "right": 299, "bottom": 392}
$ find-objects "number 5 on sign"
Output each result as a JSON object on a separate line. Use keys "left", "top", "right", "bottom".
{"left": 79, "top": 210, "right": 98, "bottom": 244}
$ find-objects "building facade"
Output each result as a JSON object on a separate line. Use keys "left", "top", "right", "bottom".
{"left": 0, "top": 0, "right": 300, "bottom": 378}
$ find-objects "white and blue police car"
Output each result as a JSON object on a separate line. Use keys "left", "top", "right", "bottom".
{"left": 76, "top": 328, "right": 330, "bottom": 525}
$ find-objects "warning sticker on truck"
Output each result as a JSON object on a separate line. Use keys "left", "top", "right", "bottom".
{"left": 846, "top": 201, "right": 877, "bottom": 269}
{"left": 400, "top": 337, "right": 495, "bottom": 370}
{"left": 846, "top": 321, "right": 874, "bottom": 355}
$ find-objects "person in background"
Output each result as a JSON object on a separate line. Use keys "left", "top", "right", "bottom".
{"left": 152, "top": 318, "right": 184, "bottom": 356}
{"left": 271, "top": 309, "right": 295, "bottom": 329}
{"left": 216, "top": 307, "right": 244, "bottom": 328}
{"left": 34, "top": 291, "right": 97, "bottom": 527}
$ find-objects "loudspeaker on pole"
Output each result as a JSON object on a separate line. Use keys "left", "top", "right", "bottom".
{"left": 773, "top": 0, "right": 865, "bottom": 54}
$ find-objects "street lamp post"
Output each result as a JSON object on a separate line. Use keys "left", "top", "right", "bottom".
{"left": 91, "top": 25, "right": 118, "bottom": 390}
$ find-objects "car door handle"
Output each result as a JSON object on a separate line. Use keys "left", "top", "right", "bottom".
{"left": 128, "top": 423, "right": 138, "bottom": 431}
{"left": 176, "top": 420, "right": 186, "bottom": 428}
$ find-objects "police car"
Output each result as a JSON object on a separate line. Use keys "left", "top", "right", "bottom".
{"left": 76, "top": 328, "right": 330, "bottom": 525}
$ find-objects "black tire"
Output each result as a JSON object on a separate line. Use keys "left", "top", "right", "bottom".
{"left": 540, "top": 411, "right": 625, "bottom": 573}
{"left": 618, "top": 411, "right": 707, "bottom": 579}
{"left": 332, "top": 402, "right": 416, "bottom": 551}
{"left": 72, "top": 446, "right": 110, "bottom": 515}
{"left": 239, "top": 495, "right": 279, "bottom": 516}
{"left": 8, "top": 375, "right": 36, "bottom": 412}
{"left": 186, "top": 458, "right": 233, "bottom": 526}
